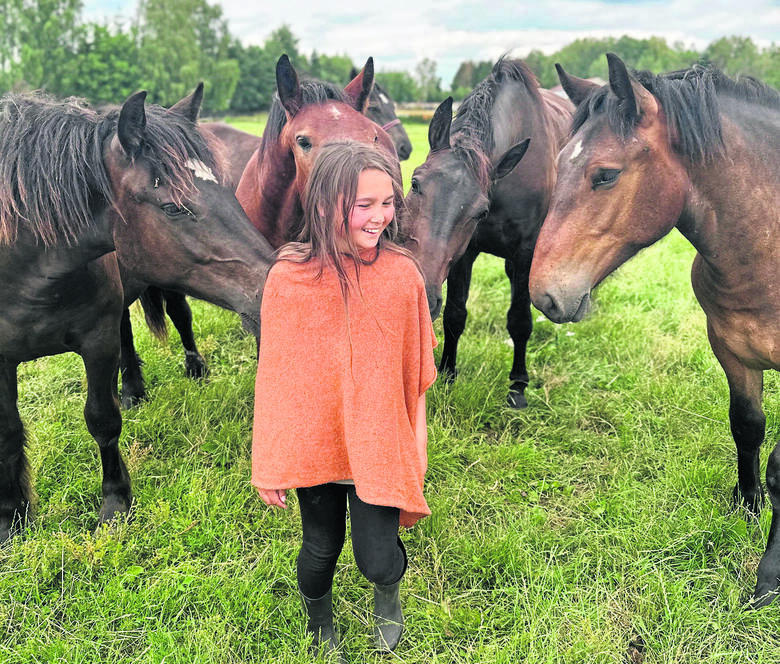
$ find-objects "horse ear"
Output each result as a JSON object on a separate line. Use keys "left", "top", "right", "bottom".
{"left": 344, "top": 57, "right": 374, "bottom": 113}
{"left": 555, "top": 64, "right": 598, "bottom": 106}
{"left": 118, "top": 90, "right": 148, "bottom": 157}
{"left": 493, "top": 138, "right": 531, "bottom": 181}
{"left": 428, "top": 97, "right": 453, "bottom": 152}
{"left": 606, "top": 52, "right": 638, "bottom": 124}
{"left": 168, "top": 82, "right": 204, "bottom": 122}
{"left": 276, "top": 54, "right": 302, "bottom": 117}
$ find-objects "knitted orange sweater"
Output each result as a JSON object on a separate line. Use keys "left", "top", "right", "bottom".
{"left": 252, "top": 248, "right": 437, "bottom": 527}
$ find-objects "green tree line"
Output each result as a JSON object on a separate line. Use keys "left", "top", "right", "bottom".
{"left": 2, "top": 0, "right": 778, "bottom": 113}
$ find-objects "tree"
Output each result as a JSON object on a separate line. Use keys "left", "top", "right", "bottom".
{"left": 263, "top": 24, "right": 304, "bottom": 69}
{"left": 62, "top": 22, "right": 142, "bottom": 104}
{"left": 134, "top": 0, "right": 238, "bottom": 112}
{"left": 2, "top": 0, "right": 84, "bottom": 93}
{"left": 704, "top": 36, "right": 762, "bottom": 78}
{"left": 375, "top": 71, "right": 419, "bottom": 103}
{"left": 415, "top": 58, "right": 441, "bottom": 103}
{"left": 227, "top": 41, "right": 276, "bottom": 112}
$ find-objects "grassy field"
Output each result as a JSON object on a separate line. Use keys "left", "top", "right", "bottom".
{"left": 1, "top": 115, "right": 779, "bottom": 663}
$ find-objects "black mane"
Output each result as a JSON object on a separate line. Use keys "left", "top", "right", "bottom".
{"left": 572, "top": 64, "right": 780, "bottom": 163}
{"left": 451, "top": 56, "right": 541, "bottom": 189}
{"left": 0, "top": 91, "right": 218, "bottom": 246}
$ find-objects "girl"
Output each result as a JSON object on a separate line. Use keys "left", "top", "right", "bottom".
{"left": 252, "top": 140, "right": 437, "bottom": 658}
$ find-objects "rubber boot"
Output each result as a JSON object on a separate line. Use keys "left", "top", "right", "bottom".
{"left": 299, "top": 587, "right": 346, "bottom": 662}
{"left": 373, "top": 580, "right": 403, "bottom": 651}
{"left": 372, "top": 537, "right": 407, "bottom": 651}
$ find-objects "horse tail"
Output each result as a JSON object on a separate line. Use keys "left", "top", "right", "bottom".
{"left": 139, "top": 287, "right": 169, "bottom": 341}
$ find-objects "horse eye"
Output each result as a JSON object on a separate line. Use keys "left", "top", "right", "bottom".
{"left": 591, "top": 168, "right": 621, "bottom": 189}
{"left": 296, "top": 136, "right": 312, "bottom": 152}
{"left": 161, "top": 203, "right": 194, "bottom": 218}
{"left": 410, "top": 177, "right": 421, "bottom": 195}
{"left": 475, "top": 209, "right": 489, "bottom": 222}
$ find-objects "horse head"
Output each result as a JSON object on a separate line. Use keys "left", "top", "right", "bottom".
{"left": 105, "top": 85, "right": 274, "bottom": 335}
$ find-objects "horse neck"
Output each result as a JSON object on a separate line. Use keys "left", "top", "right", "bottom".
{"left": 238, "top": 141, "right": 298, "bottom": 249}
{"left": 678, "top": 110, "right": 779, "bottom": 288}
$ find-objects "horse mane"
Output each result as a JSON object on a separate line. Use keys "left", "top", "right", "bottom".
{"left": 451, "top": 56, "right": 541, "bottom": 189}
{"left": 259, "top": 78, "right": 345, "bottom": 150}
{"left": 0, "top": 91, "right": 220, "bottom": 247}
{"left": 572, "top": 64, "right": 780, "bottom": 163}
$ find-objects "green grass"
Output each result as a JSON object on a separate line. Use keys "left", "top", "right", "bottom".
{"left": 2, "top": 117, "right": 779, "bottom": 663}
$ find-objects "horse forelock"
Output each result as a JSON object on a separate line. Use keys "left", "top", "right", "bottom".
{"left": 0, "top": 93, "right": 113, "bottom": 247}
{"left": 572, "top": 65, "right": 779, "bottom": 163}
{"left": 139, "top": 104, "right": 223, "bottom": 200}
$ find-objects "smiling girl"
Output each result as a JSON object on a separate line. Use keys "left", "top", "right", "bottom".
{"left": 251, "top": 140, "right": 437, "bottom": 659}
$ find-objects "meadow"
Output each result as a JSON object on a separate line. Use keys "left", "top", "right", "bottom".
{"left": 1, "top": 113, "right": 779, "bottom": 663}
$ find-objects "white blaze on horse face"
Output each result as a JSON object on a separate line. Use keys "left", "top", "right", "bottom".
{"left": 568, "top": 140, "right": 584, "bottom": 162}
{"left": 187, "top": 159, "right": 218, "bottom": 183}
{"left": 327, "top": 104, "right": 342, "bottom": 120}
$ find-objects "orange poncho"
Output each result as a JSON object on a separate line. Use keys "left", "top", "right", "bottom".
{"left": 252, "top": 248, "right": 437, "bottom": 527}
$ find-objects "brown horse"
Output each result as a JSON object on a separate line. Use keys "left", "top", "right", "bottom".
{"left": 403, "top": 57, "right": 573, "bottom": 408}
{"left": 237, "top": 54, "right": 397, "bottom": 249}
{"left": 116, "top": 120, "right": 263, "bottom": 409}
{"left": 0, "top": 86, "right": 273, "bottom": 540}
{"left": 529, "top": 53, "right": 780, "bottom": 606}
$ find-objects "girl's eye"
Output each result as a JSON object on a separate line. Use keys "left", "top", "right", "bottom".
{"left": 161, "top": 203, "right": 194, "bottom": 218}
{"left": 591, "top": 168, "right": 621, "bottom": 190}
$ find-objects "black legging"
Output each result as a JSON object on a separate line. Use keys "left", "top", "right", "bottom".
{"left": 296, "top": 483, "right": 407, "bottom": 599}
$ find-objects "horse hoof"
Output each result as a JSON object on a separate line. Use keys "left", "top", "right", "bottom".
{"left": 98, "top": 496, "right": 133, "bottom": 527}
{"left": 732, "top": 483, "right": 764, "bottom": 518}
{"left": 184, "top": 351, "right": 208, "bottom": 379}
{"left": 121, "top": 391, "right": 145, "bottom": 410}
{"left": 506, "top": 390, "right": 528, "bottom": 409}
{"left": 749, "top": 588, "right": 780, "bottom": 609}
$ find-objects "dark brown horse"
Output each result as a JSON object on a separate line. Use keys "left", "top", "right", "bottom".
{"left": 529, "top": 53, "right": 780, "bottom": 606}
{"left": 403, "top": 57, "right": 573, "bottom": 408}
{"left": 237, "top": 54, "right": 397, "bottom": 249}
{"left": 0, "top": 86, "right": 273, "bottom": 540}
{"left": 117, "top": 121, "right": 263, "bottom": 408}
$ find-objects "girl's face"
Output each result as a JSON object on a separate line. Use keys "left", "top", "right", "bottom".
{"left": 339, "top": 168, "right": 394, "bottom": 252}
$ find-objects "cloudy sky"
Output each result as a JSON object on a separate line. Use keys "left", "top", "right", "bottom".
{"left": 84, "top": 0, "right": 780, "bottom": 85}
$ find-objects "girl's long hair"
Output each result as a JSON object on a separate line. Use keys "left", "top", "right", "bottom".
{"left": 277, "top": 140, "right": 411, "bottom": 296}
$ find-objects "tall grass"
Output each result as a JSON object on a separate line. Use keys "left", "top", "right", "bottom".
{"left": 1, "top": 116, "right": 778, "bottom": 663}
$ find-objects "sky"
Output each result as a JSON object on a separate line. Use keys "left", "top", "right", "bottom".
{"left": 84, "top": 0, "right": 780, "bottom": 86}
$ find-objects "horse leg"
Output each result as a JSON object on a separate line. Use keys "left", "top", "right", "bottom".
{"left": 0, "top": 360, "right": 31, "bottom": 541}
{"left": 81, "top": 342, "right": 132, "bottom": 527}
{"left": 162, "top": 289, "right": 208, "bottom": 379}
{"left": 754, "top": 439, "right": 780, "bottom": 606}
{"left": 119, "top": 306, "right": 146, "bottom": 409}
{"left": 439, "top": 247, "right": 478, "bottom": 383}
{"left": 504, "top": 258, "right": 533, "bottom": 409}
{"left": 709, "top": 329, "right": 765, "bottom": 514}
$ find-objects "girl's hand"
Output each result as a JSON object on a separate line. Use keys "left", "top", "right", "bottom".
{"left": 257, "top": 488, "right": 288, "bottom": 508}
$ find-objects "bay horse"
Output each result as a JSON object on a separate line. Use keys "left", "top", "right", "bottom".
{"left": 118, "top": 120, "right": 262, "bottom": 408}
{"left": 403, "top": 57, "right": 573, "bottom": 408}
{"left": 237, "top": 54, "right": 398, "bottom": 249}
{"left": 529, "top": 53, "right": 780, "bottom": 606}
{"left": 351, "top": 66, "right": 413, "bottom": 160}
{"left": 0, "top": 86, "right": 274, "bottom": 540}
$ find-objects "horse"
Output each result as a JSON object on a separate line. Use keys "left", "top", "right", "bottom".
{"left": 528, "top": 53, "right": 780, "bottom": 606}
{"left": 351, "top": 66, "right": 412, "bottom": 160}
{"left": 402, "top": 57, "right": 573, "bottom": 408}
{"left": 0, "top": 85, "right": 274, "bottom": 540}
{"left": 117, "top": 120, "right": 262, "bottom": 408}
{"left": 237, "top": 54, "right": 398, "bottom": 249}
